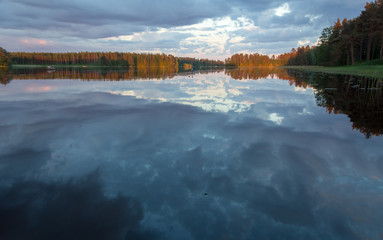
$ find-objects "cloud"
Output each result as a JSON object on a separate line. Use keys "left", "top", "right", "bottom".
{"left": 103, "top": 16, "right": 259, "bottom": 58}
{"left": 274, "top": 3, "right": 291, "bottom": 17}
{"left": 0, "top": 0, "right": 230, "bottom": 33}
{"left": 0, "top": 0, "right": 368, "bottom": 58}
{"left": 298, "top": 39, "right": 311, "bottom": 46}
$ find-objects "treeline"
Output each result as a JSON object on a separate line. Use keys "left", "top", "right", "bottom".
{"left": 287, "top": 0, "right": 383, "bottom": 66}
{"left": 10, "top": 52, "right": 179, "bottom": 68}
{"left": 225, "top": 52, "right": 294, "bottom": 67}
{"left": 0, "top": 47, "right": 11, "bottom": 67}
{"left": 8, "top": 51, "right": 230, "bottom": 69}
{"left": 226, "top": 53, "right": 280, "bottom": 67}
{"left": 285, "top": 46, "right": 317, "bottom": 66}
{"left": 177, "top": 57, "right": 225, "bottom": 69}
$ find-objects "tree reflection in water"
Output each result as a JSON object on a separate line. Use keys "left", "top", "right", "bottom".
{"left": 5, "top": 67, "right": 383, "bottom": 138}
{"left": 226, "top": 67, "right": 383, "bottom": 138}
{"left": 8, "top": 67, "right": 225, "bottom": 83}
{"left": 0, "top": 67, "right": 11, "bottom": 85}
{"left": 284, "top": 70, "right": 383, "bottom": 138}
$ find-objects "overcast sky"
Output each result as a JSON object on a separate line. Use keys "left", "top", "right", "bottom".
{"left": 0, "top": 0, "right": 366, "bottom": 59}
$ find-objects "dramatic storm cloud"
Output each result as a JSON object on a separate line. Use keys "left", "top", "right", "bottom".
{"left": 0, "top": 0, "right": 366, "bottom": 59}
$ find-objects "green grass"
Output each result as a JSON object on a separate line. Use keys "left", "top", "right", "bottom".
{"left": 282, "top": 63, "right": 383, "bottom": 78}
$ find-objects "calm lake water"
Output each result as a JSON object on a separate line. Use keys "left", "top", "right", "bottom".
{"left": 0, "top": 67, "right": 382, "bottom": 240}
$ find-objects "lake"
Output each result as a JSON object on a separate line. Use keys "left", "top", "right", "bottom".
{"left": 0, "top": 67, "right": 382, "bottom": 240}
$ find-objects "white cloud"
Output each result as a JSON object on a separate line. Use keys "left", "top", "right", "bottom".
{"left": 274, "top": 3, "right": 291, "bottom": 17}
{"left": 268, "top": 113, "right": 284, "bottom": 125}
{"left": 103, "top": 16, "right": 259, "bottom": 60}
{"left": 298, "top": 40, "right": 311, "bottom": 46}
{"left": 229, "top": 36, "right": 245, "bottom": 44}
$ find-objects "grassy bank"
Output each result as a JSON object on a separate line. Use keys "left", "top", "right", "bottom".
{"left": 282, "top": 64, "right": 383, "bottom": 79}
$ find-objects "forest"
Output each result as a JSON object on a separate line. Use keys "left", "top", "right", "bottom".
{"left": 225, "top": 52, "right": 291, "bottom": 67}
{"left": 287, "top": 0, "right": 383, "bottom": 66}
{"left": 9, "top": 52, "right": 178, "bottom": 68}
{"left": 5, "top": 51, "right": 227, "bottom": 70}
{"left": 178, "top": 57, "right": 225, "bottom": 69}
{"left": 0, "top": 47, "right": 11, "bottom": 67}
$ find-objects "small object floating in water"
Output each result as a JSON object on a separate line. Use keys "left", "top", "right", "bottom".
{"left": 203, "top": 192, "right": 208, "bottom": 196}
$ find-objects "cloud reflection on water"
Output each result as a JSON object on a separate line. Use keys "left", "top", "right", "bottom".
{"left": 0, "top": 89, "right": 382, "bottom": 239}
{"left": 0, "top": 69, "right": 383, "bottom": 239}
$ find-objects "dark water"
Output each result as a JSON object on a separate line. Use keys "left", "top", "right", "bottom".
{"left": 0, "top": 67, "right": 382, "bottom": 240}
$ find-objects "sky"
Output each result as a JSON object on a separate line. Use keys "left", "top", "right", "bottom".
{"left": 0, "top": 0, "right": 367, "bottom": 60}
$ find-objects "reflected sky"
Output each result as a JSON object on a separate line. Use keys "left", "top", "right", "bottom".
{"left": 1, "top": 69, "right": 383, "bottom": 239}
{"left": 2, "top": 70, "right": 315, "bottom": 116}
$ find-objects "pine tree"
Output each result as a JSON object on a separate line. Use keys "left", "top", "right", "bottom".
{"left": 0, "top": 47, "right": 11, "bottom": 67}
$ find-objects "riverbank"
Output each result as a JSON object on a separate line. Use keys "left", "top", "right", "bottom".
{"left": 282, "top": 64, "right": 383, "bottom": 78}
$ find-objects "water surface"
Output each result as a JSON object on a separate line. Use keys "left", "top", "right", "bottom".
{"left": 0, "top": 67, "right": 382, "bottom": 240}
